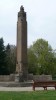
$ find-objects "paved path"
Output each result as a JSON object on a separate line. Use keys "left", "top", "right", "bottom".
{"left": 0, "top": 87, "right": 55, "bottom": 91}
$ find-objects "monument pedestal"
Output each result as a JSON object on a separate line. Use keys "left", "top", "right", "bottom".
{"left": 15, "top": 73, "right": 25, "bottom": 82}
{"left": 15, "top": 74, "right": 19, "bottom": 82}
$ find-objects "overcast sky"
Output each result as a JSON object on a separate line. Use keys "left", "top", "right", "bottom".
{"left": 0, "top": 0, "right": 56, "bottom": 49}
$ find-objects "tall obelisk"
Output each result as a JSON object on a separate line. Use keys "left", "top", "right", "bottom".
{"left": 16, "top": 6, "right": 28, "bottom": 82}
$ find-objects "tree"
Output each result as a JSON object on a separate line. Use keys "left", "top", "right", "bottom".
{"left": 28, "top": 48, "right": 38, "bottom": 75}
{"left": 0, "top": 38, "right": 8, "bottom": 75}
{"left": 28, "top": 39, "right": 56, "bottom": 75}
{"left": 5, "top": 44, "right": 16, "bottom": 74}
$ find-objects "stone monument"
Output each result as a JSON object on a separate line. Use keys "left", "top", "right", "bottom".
{"left": 16, "top": 6, "right": 28, "bottom": 82}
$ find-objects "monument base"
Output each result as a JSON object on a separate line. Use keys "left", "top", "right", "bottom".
{"left": 15, "top": 73, "right": 27, "bottom": 82}
{"left": 15, "top": 74, "right": 19, "bottom": 82}
{"left": 0, "top": 81, "right": 33, "bottom": 87}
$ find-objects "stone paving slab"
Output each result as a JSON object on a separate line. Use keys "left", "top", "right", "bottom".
{"left": 0, "top": 87, "right": 32, "bottom": 91}
{"left": 0, "top": 87, "right": 55, "bottom": 91}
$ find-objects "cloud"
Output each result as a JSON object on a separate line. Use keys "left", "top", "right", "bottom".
{"left": 0, "top": 0, "right": 56, "bottom": 49}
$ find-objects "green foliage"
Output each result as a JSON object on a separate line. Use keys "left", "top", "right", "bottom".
{"left": 28, "top": 39, "right": 56, "bottom": 75}
{"left": 5, "top": 44, "right": 16, "bottom": 74}
{"left": 28, "top": 48, "right": 38, "bottom": 75}
{"left": 0, "top": 38, "right": 8, "bottom": 75}
{"left": 0, "top": 38, "right": 16, "bottom": 75}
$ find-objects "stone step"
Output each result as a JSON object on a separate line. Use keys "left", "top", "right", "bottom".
{"left": 0, "top": 82, "right": 33, "bottom": 87}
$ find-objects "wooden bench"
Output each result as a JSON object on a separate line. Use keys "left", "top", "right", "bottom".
{"left": 33, "top": 81, "right": 56, "bottom": 91}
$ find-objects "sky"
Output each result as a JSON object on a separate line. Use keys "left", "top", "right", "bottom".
{"left": 0, "top": 0, "right": 56, "bottom": 50}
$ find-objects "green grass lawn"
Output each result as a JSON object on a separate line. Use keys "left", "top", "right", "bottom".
{"left": 0, "top": 91, "right": 56, "bottom": 100}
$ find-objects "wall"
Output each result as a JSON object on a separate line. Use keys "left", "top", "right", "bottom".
{"left": 0, "top": 74, "right": 15, "bottom": 82}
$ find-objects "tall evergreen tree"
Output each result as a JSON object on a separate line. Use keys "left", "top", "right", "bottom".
{"left": 0, "top": 38, "right": 7, "bottom": 74}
